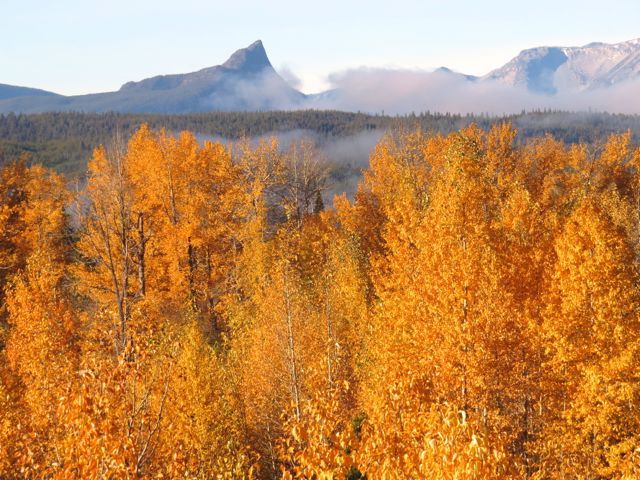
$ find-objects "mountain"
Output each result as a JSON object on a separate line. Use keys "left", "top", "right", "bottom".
{"left": 0, "top": 40, "right": 306, "bottom": 114}
{"left": 0, "top": 84, "right": 59, "bottom": 101}
{"left": 483, "top": 38, "right": 640, "bottom": 94}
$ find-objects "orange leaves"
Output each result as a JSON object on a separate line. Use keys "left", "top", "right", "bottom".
{"left": 541, "top": 195, "right": 640, "bottom": 478}
{"left": 279, "top": 387, "right": 359, "bottom": 480}
{"left": 0, "top": 162, "right": 73, "bottom": 478}
{"left": 0, "top": 161, "right": 68, "bottom": 313}
{"left": 159, "top": 320, "right": 256, "bottom": 478}
{"left": 5, "top": 124, "right": 640, "bottom": 479}
{"left": 126, "top": 126, "right": 248, "bottom": 316}
{"left": 5, "top": 250, "right": 77, "bottom": 427}
{"left": 354, "top": 382, "right": 517, "bottom": 479}
{"left": 349, "top": 124, "right": 640, "bottom": 479}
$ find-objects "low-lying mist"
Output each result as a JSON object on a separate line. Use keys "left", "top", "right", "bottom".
{"left": 196, "top": 129, "right": 384, "bottom": 202}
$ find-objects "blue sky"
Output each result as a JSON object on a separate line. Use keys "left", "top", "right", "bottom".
{"left": 2, "top": 0, "right": 639, "bottom": 95}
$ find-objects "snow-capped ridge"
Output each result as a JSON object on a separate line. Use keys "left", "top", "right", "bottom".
{"left": 483, "top": 38, "right": 640, "bottom": 94}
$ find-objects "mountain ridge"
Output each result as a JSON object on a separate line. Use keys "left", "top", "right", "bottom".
{"left": 0, "top": 40, "right": 305, "bottom": 114}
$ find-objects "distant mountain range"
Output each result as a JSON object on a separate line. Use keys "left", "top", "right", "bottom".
{"left": 1, "top": 38, "right": 640, "bottom": 114}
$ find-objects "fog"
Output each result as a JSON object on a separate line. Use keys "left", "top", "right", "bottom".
{"left": 194, "top": 129, "right": 384, "bottom": 201}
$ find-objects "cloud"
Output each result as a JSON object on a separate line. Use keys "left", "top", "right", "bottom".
{"left": 306, "top": 67, "right": 640, "bottom": 115}
{"left": 201, "top": 69, "right": 303, "bottom": 111}
{"left": 277, "top": 65, "right": 303, "bottom": 90}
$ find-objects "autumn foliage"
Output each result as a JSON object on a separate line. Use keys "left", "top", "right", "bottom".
{"left": 2, "top": 123, "right": 640, "bottom": 479}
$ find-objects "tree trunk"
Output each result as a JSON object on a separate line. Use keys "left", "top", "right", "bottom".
{"left": 137, "top": 212, "right": 146, "bottom": 297}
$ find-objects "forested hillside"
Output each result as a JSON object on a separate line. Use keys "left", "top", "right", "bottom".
{"left": 2, "top": 110, "right": 640, "bottom": 174}
{"left": 1, "top": 123, "right": 640, "bottom": 478}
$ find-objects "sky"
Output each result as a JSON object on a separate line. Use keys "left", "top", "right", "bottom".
{"left": 2, "top": 0, "right": 639, "bottom": 96}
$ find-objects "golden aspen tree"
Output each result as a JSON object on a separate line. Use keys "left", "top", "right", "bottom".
{"left": 120, "top": 127, "right": 258, "bottom": 477}
{"left": 494, "top": 184, "right": 551, "bottom": 474}
{"left": 231, "top": 199, "right": 361, "bottom": 477}
{"left": 542, "top": 194, "right": 640, "bottom": 479}
{"left": 0, "top": 160, "right": 72, "bottom": 478}
{"left": 277, "top": 211, "right": 369, "bottom": 479}
{"left": 358, "top": 130, "right": 433, "bottom": 257}
{"left": 222, "top": 138, "right": 277, "bottom": 335}
{"left": 73, "top": 138, "right": 178, "bottom": 478}
{"left": 238, "top": 235, "right": 320, "bottom": 476}
{"left": 355, "top": 126, "right": 528, "bottom": 477}
{"left": 0, "top": 161, "right": 69, "bottom": 324}
{"left": 4, "top": 250, "right": 78, "bottom": 474}
{"left": 116, "top": 133, "right": 279, "bottom": 478}
{"left": 75, "top": 141, "right": 138, "bottom": 356}
{"left": 126, "top": 126, "right": 249, "bottom": 335}
{"left": 483, "top": 126, "right": 578, "bottom": 473}
{"left": 423, "top": 128, "right": 537, "bottom": 449}
{"left": 315, "top": 214, "right": 368, "bottom": 394}
{"left": 160, "top": 319, "right": 255, "bottom": 479}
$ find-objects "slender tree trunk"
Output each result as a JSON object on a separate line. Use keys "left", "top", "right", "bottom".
{"left": 187, "top": 237, "right": 196, "bottom": 309}
{"left": 283, "top": 271, "right": 301, "bottom": 420}
{"left": 120, "top": 222, "right": 130, "bottom": 354}
{"left": 325, "top": 283, "right": 335, "bottom": 391}
{"left": 137, "top": 212, "right": 146, "bottom": 297}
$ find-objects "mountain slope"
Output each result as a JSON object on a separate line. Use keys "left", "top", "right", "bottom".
{"left": 0, "top": 41, "right": 305, "bottom": 114}
{"left": 0, "top": 84, "right": 59, "bottom": 101}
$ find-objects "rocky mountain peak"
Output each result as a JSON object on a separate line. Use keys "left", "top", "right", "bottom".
{"left": 222, "top": 40, "right": 272, "bottom": 73}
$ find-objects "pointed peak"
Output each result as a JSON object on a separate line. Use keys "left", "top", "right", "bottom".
{"left": 222, "top": 40, "right": 272, "bottom": 73}
{"left": 247, "top": 39, "right": 264, "bottom": 50}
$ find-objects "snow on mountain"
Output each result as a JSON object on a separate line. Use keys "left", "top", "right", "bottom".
{"left": 483, "top": 38, "right": 640, "bottom": 94}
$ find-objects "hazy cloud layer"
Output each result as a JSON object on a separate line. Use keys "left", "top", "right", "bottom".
{"left": 309, "top": 68, "right": 640, "bottom": 115}
{"left": 214, "top": 65, "right": 640, "bottom": 115}
{"left": 277, "top": 66, "right": 303, "bottom": 90}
